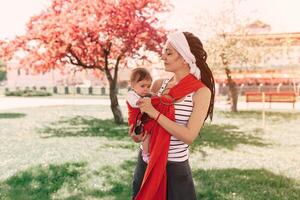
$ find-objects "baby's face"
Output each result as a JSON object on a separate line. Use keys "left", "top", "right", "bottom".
{"left": 132, "top": 79, "right": 152, "bottom": 97}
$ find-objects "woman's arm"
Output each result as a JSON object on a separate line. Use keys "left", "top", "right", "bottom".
{"left": 139, "top": 86, "right": 211, "bottom": 145}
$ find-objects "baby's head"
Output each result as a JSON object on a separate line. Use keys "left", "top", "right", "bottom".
{"left": 130, "top": 68, "right": 152, "bottom": 97}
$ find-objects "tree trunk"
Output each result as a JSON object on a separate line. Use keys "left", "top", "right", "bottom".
{"left": 225, "top": 67, "right": 238, "bottom": 112}
{"left": 109, "top": 81, "right": 124, "bottom": 124}
{"left": 102, "top": 45, "right": 124, "bottom": 124}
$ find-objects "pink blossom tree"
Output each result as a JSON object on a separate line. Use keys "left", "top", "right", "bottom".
{"left": 0, "top": 0, "right": 170, "bottom": 123}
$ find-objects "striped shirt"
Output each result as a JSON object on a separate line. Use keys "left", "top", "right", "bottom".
{"left": 158, "top": 79, "right": 194, "bottom": 162}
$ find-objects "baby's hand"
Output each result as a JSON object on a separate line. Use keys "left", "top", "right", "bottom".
{"left": 128, "top": 125, "right": 148, "bottom": 143}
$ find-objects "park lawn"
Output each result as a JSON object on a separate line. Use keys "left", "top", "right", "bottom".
{"left": 0, "top": 105, "right": 300, "bottom": 199}
{"left": 1, "top": 160, "right": 299, "bottom": 200}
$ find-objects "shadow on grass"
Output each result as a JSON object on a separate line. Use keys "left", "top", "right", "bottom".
{"left": 0, "top": 113, "right": 26, "bottom": 119}
{"left": 194, "top": 168, "right": 300, "bottom": 200}
{"left": 40, "top": 116, "right": 268, "bottom": 151}
{"left": 0, "top": 160, "right": 134, "bottom": 200}
{"left": 39, "top": 116, "right": 129, "bottom": 140}
{"left": 219, "top": 110, "right": 300, "bottom": 122}
{"left": 191, "top": 124, "right": 268, "bottom": 151}
{"left": 90, "top": 162, "right": 300, "bottom": 200}
{"left": 1, "top": 160, "right": 299, "bottom": 200}
{"left": 0, "top": 162, "right": 86, "bottom": 200}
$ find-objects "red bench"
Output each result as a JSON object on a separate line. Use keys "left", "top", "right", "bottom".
{"left": 245, "top": 92, "right": 297, "bottom": 109}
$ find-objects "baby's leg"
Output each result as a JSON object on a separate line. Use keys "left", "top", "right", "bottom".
{"left": 142, "top": 134, "right": 150, "bottom": 163}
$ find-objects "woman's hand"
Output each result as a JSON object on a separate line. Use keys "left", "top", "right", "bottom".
{"left": 137, "top": 97, "right": 159, "bottom": 119}
{"left": 128, "top": 125, "right": 148, "bottom": 143}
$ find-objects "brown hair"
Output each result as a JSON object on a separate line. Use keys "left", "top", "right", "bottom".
{"left": 130, "top": 67, "right": 152, "bottom": 84}
{"left": 183, "top": 32, "right": 215, "bottom": 121}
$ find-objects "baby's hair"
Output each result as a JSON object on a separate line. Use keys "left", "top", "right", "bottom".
{"left": 130, "top": 67, "right": 152, "bottom": 84}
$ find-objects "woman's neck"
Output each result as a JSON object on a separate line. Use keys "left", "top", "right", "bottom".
{"left": 172, "top": 70, "right": 189, "bottom": 84}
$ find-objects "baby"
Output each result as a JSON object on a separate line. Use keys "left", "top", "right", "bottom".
{"left": 126, "top": 67, "right": 152, "bottom": 163}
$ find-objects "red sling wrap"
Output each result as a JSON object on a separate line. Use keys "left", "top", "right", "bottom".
{"left": 135, "top": 74, "right": 204, "bottom": 200}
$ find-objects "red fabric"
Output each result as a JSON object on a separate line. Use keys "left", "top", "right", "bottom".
{"left": 127, "top": 102, "right": 140, "bottom": 127}
{"left": 126, "top": 102, "right": 153, "bottom": 133}
{"left": 127, "top": 102, "right": 140, "bottom": 132}
{"left": 135, "top": 74, "right": 204, "bottom": 200}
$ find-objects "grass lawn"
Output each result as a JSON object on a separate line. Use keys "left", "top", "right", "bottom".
{"left": 1, "top": 161, "right": 299, "bottom": 200}
{"left": 1, "top": 105, "right": 300, "bottom": 199}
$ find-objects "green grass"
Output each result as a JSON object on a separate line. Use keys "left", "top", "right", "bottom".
{"left": 0, "top": 160, "right": 136, "bottom": 200}
{"left": 194, "top": 168, "right": 300, "bottom": 200}
{"left": 39, "top": 116, "right": 129, "bottom": 140}
{"left": 2, "top": 160, "right": 299, "bottom": 200}
{"left": 191, "top": 123, "right": 268, "bottom": 151}
{"left": 219, "top": 110, "right": 300, "bottom": 122}
{"left": 103, "top": 143, "right": 138, "bottom": 150}
{"left": 2, "top": 105, "right": 299, "bottom": 199}
{"left": 81, "top": 160, "right": 136, "bottom": 200}
{"left": 0, "top": 113, "right": 26, "bottom": 119}
{"left": 40, "top": 114, "right": 268, "bottom": 150}
{"left": 0, "top": 163, "right": 86, "bottom": 200}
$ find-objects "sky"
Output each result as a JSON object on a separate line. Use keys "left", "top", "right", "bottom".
{"left": 0, "top": 0, "right": 299, "bottom": 40}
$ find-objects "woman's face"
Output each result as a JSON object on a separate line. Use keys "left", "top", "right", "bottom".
{"left": 161, "top": 42, "right": 187, "bottom": 73}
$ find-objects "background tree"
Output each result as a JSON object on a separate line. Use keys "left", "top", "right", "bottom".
{"left": 206, "top": 30, "right": 264, "bottom": 112}
{"left": 0, "top": 0, "right": 170, "bottom": 123}
{"left": 194, "top": 0, "right": 266, "bottom": 112}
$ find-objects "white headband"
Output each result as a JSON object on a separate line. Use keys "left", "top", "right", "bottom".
{"left": 167, "top": 32, "right": 201, "bottom": 80}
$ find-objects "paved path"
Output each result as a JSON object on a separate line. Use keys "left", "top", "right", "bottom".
{"left": 0, "top": 96, "right": 118, "bottom": 110}
{"left": 0, "top": 96, "right": 299, "bottom": 111}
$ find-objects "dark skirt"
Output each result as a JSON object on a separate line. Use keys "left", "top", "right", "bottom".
{"left": 132, "top": 150, "right": 197, "bottom": 200}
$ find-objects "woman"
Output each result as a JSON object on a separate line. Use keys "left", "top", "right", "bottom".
{"left": 129, "top": 31, "right": 215, "bottom": 200}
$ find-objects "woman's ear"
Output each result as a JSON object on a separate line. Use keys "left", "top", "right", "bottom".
{"left": 181, "top": 59, "right": 189, "bottom": 67}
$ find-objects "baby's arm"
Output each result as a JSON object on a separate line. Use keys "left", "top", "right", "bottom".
{"left": 126, "top": 90, "right": 140, "bottom": 108}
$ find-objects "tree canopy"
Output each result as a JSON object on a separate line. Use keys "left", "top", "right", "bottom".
{"left": 0, "top": 0, "right": 171, "bottom": 123}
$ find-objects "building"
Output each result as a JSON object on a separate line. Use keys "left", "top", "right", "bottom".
{"left": 214, "top": 20, "right": 300, "bottom": 86}
{"left": 5, "top": 58, "right": 171, "bottom": 90}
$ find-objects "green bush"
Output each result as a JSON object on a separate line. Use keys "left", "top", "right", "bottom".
{"left": 0, "top": 71, "right": 6, "bottom": 82}
{"left": 5, "top": 89, "right": 52, "bottom": 97}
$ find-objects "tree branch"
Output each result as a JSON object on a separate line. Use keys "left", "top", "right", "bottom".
{"left": 67, "top": 47, "right": 103, "bottom": 71}
{"left": 68, "top": 48, "right": 90, "bottom": 68}
{"left": 103, "top": 42, "right": 113, "bottom": 84}
{"left": 113, "top": 55, "right": 122, "bottom": 86}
